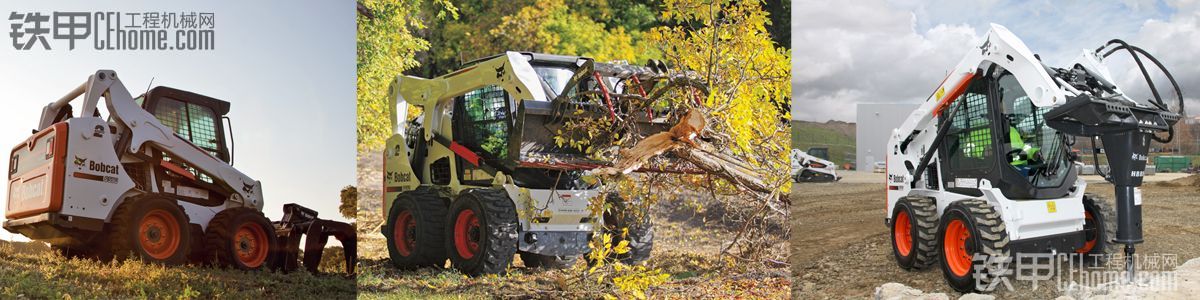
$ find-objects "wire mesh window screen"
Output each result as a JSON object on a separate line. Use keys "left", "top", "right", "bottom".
{"left": 155, "top": 97, "right": 190, "bottom": 141}
{"left": 456, "top": 85, "right": 511, "bottom": 160}
{"left": 956, "top": 93, "right": 993, "bottom": 157}
{"left": 946, "top": 80, "right": 994, "bottom": 171}
{"left": 153, "top": 97, "right": 222, "bottom": 159}
{"left": 186, "top": 104, "right": 219, "bottom": 155}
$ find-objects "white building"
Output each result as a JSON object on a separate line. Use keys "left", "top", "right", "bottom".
{"left": 856, "top": 103, "right": 919, "bottom": 170}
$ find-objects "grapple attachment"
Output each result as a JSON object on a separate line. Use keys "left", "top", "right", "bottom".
{"left": 272, "top": 203, "right": 357, "bottom": 275}
{"left": 512, "top": 56, "right": 710, "bottom": 174}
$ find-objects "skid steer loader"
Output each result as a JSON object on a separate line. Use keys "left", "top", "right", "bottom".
{"left": 791, "top": 149, "right": 839, "bottom": 183}
{"left": 5, "top": 70, "right": 355, "bottom": 273}
{"left": 382, "top": 52, "right": 709, "bottom": 275}
{"left": 884, "top": 24, "right": 1183, "bottom": 292}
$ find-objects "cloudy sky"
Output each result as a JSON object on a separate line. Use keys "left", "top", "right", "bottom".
{"left": 0, "top": 0, "right": 355, "bottom": 241}
{"left": 792, "top": 0, "right": 1200, "bottom": 122}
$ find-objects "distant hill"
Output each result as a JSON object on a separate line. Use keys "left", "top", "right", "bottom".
{"left": 791, "top": 120, "right": 857, "bottom": 166}
{"left": 0, "top": 240, "right": 48, "bottom": 254}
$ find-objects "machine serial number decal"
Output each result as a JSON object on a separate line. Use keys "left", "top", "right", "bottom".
{"left": 954, "top": 178, "right": 978, "bottom": 189}
{"left": 1134, "top": 188, "right": 1143, "bottom": 206}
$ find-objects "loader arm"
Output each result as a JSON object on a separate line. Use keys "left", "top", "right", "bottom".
{"left": 389, "top": 52, "right": 549, "bottom": 144}
{"left": 40, "top": 70, "right": 264, "bottom": 209}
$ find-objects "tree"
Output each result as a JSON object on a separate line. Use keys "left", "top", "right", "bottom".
{"left": 339, "top": 185, "right": 358, "bottom": 219}
{"left": 565, "top": 0, "right": 791, "bottom": 200}
{"left": 490, "top": 0, "right": 644, "bottom": 63}
{"left": 357, "top": 0, "right": 458, "bottom": 150}
{"left": 559, "top": 0, "right": 790, "bottom": 261}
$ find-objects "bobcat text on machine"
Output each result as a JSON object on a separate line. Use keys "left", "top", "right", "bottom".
{"left": 884, "top": 25, "right": 1183, "bottom": 292}
{"left": 5, "top": 70, "right": 355, "bottom": 273}
{"left": 381, "top": 52, "right": 713, "bottom": 275}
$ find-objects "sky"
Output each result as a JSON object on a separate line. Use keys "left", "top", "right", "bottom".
{"left": 0, "top": 1, "right": 356, "bottom": 241}
{"left": 792, "top": 0, "right": 1200, "bottom": 122}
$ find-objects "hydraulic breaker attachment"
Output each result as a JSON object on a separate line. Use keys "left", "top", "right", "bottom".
{"left": 272, "top": 203, "right": 357, "bottom": 275}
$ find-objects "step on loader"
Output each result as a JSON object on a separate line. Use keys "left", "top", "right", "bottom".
{"left": 885, "top": 25, "right": 1183, "bottom": 292}
{"left": 5, "top": 70, "right": 355, "bottom": 274}
{"left": 382, "top": 52, "right": 712, "bottom": 275}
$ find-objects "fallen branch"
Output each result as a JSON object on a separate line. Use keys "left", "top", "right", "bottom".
{"left": 591, "top": 109, "right": 787, "bottom": 212}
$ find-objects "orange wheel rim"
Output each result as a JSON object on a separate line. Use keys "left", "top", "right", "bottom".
{"left": 234, "top": 222, "right": 270, "bottom": 267}
{"left": 894, "top": 210, "right": 913, "bottom": 256}
{"left": 138, "top": 209, "right": 181, "bottom": 260}
{"left": 1076, "top": 211, "right": 1097, "bottom": 254}
{"left": 944, "top": 218, "right": 973, "bottom": 277}
{"left": 454, "top": 209, "right": 481, "bottom": 259}
{"left": 393, "top": 210, "right": 416, "bottom": 256}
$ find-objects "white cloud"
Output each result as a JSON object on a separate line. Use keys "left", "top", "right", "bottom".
{"left": 792, "top": 0, "right": 980, "bottom": 122}
{"left": 1113, "top": 5, "right": 1200, "bottom": 114}
{"left": 793, "top": 0, "right": 1192, "bottom": 122}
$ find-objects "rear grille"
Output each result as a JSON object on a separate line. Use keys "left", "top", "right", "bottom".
{"left": 124, "top": 163, "right": 147, "bottom": 191}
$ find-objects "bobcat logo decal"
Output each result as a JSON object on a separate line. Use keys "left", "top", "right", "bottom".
{"left": 242, "top": 182, "right": 256, "bottom": 193}
{"left": 73, "top": 156, "right": 87, "bottom": 167}
{"left": 495, "top": 62, "right": 506, "bottom": 79}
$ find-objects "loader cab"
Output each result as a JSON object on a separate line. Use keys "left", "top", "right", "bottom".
{"left": 807, "top": 147, "right": 830, "bottom": 161}
{"left": 443, "top": 53, "right": 597, "bottom": 190}
{"left": 937, "top": 68, "right": 1075, "bottom": 199}
{"left": 137, "top": 87, "right": 233, "bottom": 163}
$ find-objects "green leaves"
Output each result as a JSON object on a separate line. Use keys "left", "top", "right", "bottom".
{"left": 356, "top": 0, "right": 458, "bottom": 151}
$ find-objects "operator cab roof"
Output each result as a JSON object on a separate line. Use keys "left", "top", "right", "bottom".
{"left": 459, "top": 52, "right": 587, "bottom": 70}
{"left": 139, "top": 86, "right": 231, "bottom": 116}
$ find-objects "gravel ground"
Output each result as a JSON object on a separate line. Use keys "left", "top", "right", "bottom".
{"left": 790, "top": 174, "right": 1200, "bottom": 299}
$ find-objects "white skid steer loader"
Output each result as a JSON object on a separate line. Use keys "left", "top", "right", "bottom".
{"left": 791, "top": 149, "right": 840, "bottom": 183}
{"left": 5, "top": 70, "right": 355, "bottom": 273}
{"left": 885, "top": 25, "right": 1183, "bottom": 292}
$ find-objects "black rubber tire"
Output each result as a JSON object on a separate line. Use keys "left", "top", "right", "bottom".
{"left": 891, "top": 196, "right": 939, "bottom": 270}
{"left": 590, "top": 193, "right": 654, "bottom": 266}
{"left": 1078, "top": 194, "right": 1117, "bottom": 265}
{"left": 384, "top": 187, "right": 449, "bottom": 270}
{"left": 109, "top": 196, "right": 192, "bottom": 266}
{"left": 445, "top": 188, "right": 518, "bottom": 276}
{"left": 938, "top": 199, "right": 1011, "bottom": 293}
{"left": 519, "top": 252, "right": 578, "bottom": 269}
{"left": 204, "top": 207, "right": 278, "bottom": 270}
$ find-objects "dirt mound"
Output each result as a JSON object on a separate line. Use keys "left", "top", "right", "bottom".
{"left": 793, "top": 120, "right": 856, "bottom": 138}
{"left": 1150, "top": 174, "right": 1199, "bottom": 187}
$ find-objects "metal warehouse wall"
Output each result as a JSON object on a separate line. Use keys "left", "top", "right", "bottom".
{"left": 856, "top": 103, "right": 919, "bottom": 170}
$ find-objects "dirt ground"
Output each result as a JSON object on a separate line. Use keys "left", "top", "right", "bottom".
{"left": 790, "top": 172, "right": 1200, "bottom": 299}
{"left": 356, "top": 151, "right": 790, "bottom": 299}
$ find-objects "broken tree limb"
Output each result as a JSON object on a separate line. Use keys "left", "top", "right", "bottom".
{"left": 675, "top": 147, "right": 771, "bottom": 194}
{"left": 590, "top": 109, "right": 787, "bottom": 212}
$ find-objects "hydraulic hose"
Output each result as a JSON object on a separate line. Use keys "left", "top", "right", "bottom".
{"left": 1098, "top": 40, "right": 1185, "bottom": 143}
